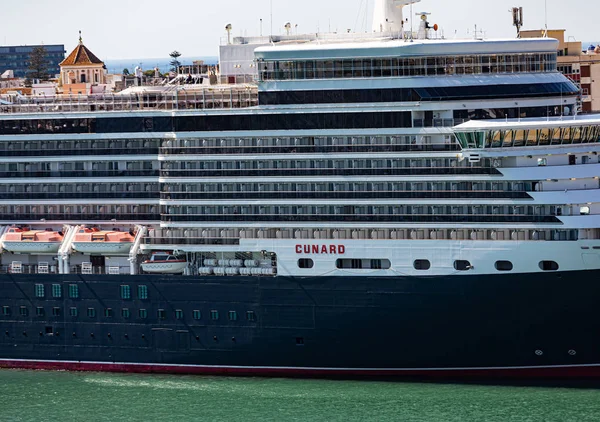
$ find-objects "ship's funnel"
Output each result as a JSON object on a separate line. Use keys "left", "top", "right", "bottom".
{"left": 372, "top": 0, "right": 421, "bottom": 33}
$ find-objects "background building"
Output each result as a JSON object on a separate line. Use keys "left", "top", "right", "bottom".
{"left": 0, "top": 45, "right": 65, "bottom": 78}
{"left": 59, "top": 38, "right": 107, "bottom": 95}
{"left": 521, "top": 29, "right": 600, "bottom": 113}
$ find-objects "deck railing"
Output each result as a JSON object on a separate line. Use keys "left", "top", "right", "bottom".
{"left": 0, "top": 86, "right": 259, "bottom": 115}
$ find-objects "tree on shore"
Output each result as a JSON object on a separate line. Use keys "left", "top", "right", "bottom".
{"left": 169, "top": 51, "right": 182, "bottom": 72}
{"left": 27, "top": 46, "right": 50, "bottom": 81}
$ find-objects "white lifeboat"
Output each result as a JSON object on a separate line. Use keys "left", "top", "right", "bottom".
{"left": 72, "top": 226, "right": 135, "bottom": 255}
{"left": 141, "top": 252, "right": 187, "bottom": 274}
{"left": 2, "top": 227, "right": 64, "bottom": 254}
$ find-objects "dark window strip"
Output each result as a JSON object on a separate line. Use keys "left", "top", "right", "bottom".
{"left": 258, "top": 82, "right": 579, "bottom": 105}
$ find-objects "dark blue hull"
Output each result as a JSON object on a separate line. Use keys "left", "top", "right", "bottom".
{"left": 1, "top": 270, "right": 599, "bottom": 378}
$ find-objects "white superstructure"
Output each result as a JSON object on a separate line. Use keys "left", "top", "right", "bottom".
{"left": 0, "top": 1, "right": 598, "bottom": 278}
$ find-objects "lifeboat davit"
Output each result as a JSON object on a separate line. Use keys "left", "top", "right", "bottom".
{"left": 72, "top": 226, "right": 135, "bottom": 255}
{"left": 2, "top": 227, "right": 64, "bottom": 254}
{"left": 141, "top": 252, "right": 187, "bottom": 274}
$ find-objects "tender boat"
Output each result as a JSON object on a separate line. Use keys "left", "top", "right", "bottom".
{"left": 2, "top": 227, "right": 64, "bottom": 254}
{"left": 141, "top": 252, "right": 187, "bottom": 274}
{"left": 72, "top": 226, "right": 135, "bottom": 255}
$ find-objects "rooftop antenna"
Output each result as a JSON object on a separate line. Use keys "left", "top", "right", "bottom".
{"left": 410, "top": 2, "right": 414, "bottom": 40}
{"left": 511, "top": 7, "right": 524, "bottom": 38}
{"left": 270, "top": 0, "right": 274, "bottom": 41}
{"left": 544, "top": 0, "right": 548, "bottom": 37}
{"left": 260, "top": 19, "right": 263, "bottom": 37}
{"left": 225, "top": 24, "right": 232, "bottom": 45}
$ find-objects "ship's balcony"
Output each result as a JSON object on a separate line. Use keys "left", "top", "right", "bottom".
{"left": 0, "top": 192, "right": 158, "bottom": 200}
{"left": 160, "top": 191, "right": 531, "bottom": 201}
{"left": 0, "top": 148, "right": 159, "bottom": 158}
{"left": 159, "top": 144, "right": 461, "bottom": 156}
{"left": 162, "top": 214, "right": 560, "bottom": 224}
{"left": 0, "top": 213, "right": 158, "bottom": 221}
{"left": 159, "top": 167, "right": 498, "bottom": 178}
{"left": 0, "top": 170, "right": 159, "bottom": 179}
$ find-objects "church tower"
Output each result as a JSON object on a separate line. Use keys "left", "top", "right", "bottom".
{"left": 59, "top": 32, "right": 106, "bottom": 94}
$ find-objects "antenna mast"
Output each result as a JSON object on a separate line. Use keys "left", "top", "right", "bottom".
{"left": 511, "top": 7, "right": 524, "bottom": 38}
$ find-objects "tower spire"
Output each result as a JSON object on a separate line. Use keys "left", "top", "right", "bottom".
{"left": 79, "top": 30, "right": 82, "bottom": 44}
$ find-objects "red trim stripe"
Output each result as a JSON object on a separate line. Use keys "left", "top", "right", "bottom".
{"left": 1, "top": 360, "right": 600, "bottom": 379}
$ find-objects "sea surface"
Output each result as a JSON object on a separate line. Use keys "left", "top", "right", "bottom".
{"left": 1, "top": 370, "right": 600, "bottom": 421}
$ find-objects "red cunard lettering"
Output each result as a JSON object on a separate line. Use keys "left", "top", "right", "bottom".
{"left": 295, "top": 245, "right": 346, "bottom": 254}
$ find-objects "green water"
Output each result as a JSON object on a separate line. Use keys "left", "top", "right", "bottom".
{"left": 1, "top": 370, "right": 600, "bottom": 421}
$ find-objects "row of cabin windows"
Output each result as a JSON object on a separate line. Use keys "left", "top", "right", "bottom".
{"left": 34, "top": 284, "right": 148, "bottom": 300}
{"left": 163, "top": 180, "right": 532, "bottom": 194}
{"left": 163, "top": 158, "right": 470, "bottom": 171}
{"left": 1, "top": 306, "right": 257, "bottom": 322}
{"left": 298, "top": 259, "right": 560, "bottom": 272}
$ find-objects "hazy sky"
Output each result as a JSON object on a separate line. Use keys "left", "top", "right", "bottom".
{"left": 1, "top": 0, "right": 599, "bottom": 60}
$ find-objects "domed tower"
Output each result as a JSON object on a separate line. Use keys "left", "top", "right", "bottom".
{"left": 59, "top": 32, "right": 105, "bottom": 94}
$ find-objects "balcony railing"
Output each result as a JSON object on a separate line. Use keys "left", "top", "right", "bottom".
{"left": 160, "top": 191, "right": 531, "bottom": 201}
{"left": 162, "top": 214, "right": 561, "bottom": 224}
{"left": 160, "top": 144, "right": 461, "bottom": 156}
{"left": 0, "top": 170, "right": 159, "bottom": 178}
{"left": 160, "top": 167, "right": 498, "bottom": 178}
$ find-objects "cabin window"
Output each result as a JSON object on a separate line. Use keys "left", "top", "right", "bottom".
{"left": 454, "top": 260, "right": 472, "bottom": 271}
{"left": 36, "top": 307, "right": 45, "bottom": 317}
{"left": 122, "top": 308, "right": 130, "bottom": 319}
{"left": 87, "top": 308, "right": 96, "bottom": 318}
{"left": 120, "top": 285, "right": 131, "bottom": 300}
{"left": 69, "top": 307, "right": 78, "bottom": 317}
{"left": 246, "top": 311, "right": 256, "bottom": 322}
{"left": 414, "top": 260, "right": 431, "bottom": 271}
{"left": 298, "top": 259, "right": 314, "bottom": 269}
{"left": 210, "top": 310, "right": 219, "bottom": 321}
{"left": 138, "top": 285, "right": 148, "bottom": 300}
{"left": 193, "top": 310, "right": 202, "bottom": 320}
{"left": 69, "top": 284, "right": 79, "bottom": 299}
{"left": 495, "top": 261, "right": 514, "bottom": 271}
{"left": 104, "top": 308, "right": 113, "bottom": 318}
{"left": 52, "top": 307, "right": 61, "bottom": 317}
{"left": 539, "top": 261, "right": 559, "bottom": 271}
{"left": 2, "top": 306, "right": 10, "bottom": 316}
{"left": 52, "top": 284, "right": 62, "bottom": 298}
{"left": 175, "top": 309, "right": 184, "bottom": 320}
{"left": 139, "top": 309, "right": 147, "bottom": 319}
{"left": 336, "top": 259, "right": 391, "bottom": 270}
{"left": 580, "top": 206, "right": 591, "bottom": 215}
{"left": 35, "top": 284, "right": 45, "bottom": 298}
{"left": 157, "top": 309, "right": 166, "bottom": 320}
{"left": 19, "top": 306, "right": 28, "bottom": 317}
{"left": 228, "top": 311, "right": 238, "bottom": 321}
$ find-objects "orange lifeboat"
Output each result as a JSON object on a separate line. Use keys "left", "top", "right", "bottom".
{"left": 72, "top": 226, "right": 135, "bottom": 255}
{"left": 2, "top": 227, "right": 64, "bottom": 254}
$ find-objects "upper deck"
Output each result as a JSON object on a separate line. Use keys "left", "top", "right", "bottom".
{"left": 0, "top": 85, "right": 258, "bottom": 117}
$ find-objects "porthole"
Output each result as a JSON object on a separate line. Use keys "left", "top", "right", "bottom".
{"left": 298, "top": 259, "right": 314, "bottom": 269}
{"left": 414, "top": 260, "right": 431, "bottom": 271}
{"left": 495, "top": 261, "right": 513, "bottom": 272}
{"left": 454, "top": 260, "right": 472, "bottom": 271}
{"left": 539, "top": 261, "right": 559, "bottom": 271}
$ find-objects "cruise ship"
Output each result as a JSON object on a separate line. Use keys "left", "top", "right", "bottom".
{"left": 0, "top": 0, "right": 599, "bottom": 379}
